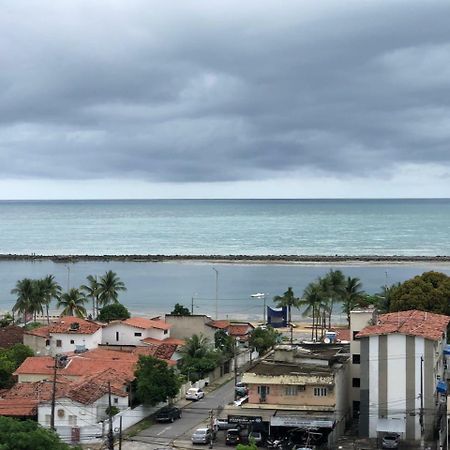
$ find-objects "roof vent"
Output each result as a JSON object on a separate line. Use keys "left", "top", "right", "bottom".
{"left": 70, "top": 322, "right": 80, "bottom": 331}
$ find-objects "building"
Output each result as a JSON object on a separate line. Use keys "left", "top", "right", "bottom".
{"left": 0, "top": 325, "right": 25, "bottom": 349}
{"left": 23, "top": 316, "right": 102, "bottom": 356}
{"left": 357, "top": 309, "right": 450, "bottom": 443}
{"left": 348, "top": 306, "right": 377, "bottom": 419}
{"left": 238, "top": 343, "right": 350, "bottom": 448}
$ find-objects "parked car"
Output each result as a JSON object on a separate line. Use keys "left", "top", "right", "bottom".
{"left": 186, "top": 387, "right": 205, "bottom": 401}
{"left": 249, "top": 431, "right": 263, "bottom": 446}
{"left": 226, "top": 429, "right": 242, "bottom": 446}
{"left": 214, "top": 418, "right": 234, "bottom": 430}
{"left": 155, "top": 406, "right": 182, "bottom": 423}
{"left": 192, "top": 428, "right": 214, "bottom": 445}
{"left": 382, "top": 433, "right": 400, "bottom": 449}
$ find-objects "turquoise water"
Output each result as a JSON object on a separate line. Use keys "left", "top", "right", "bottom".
{"left": 0, "top": 199, "right": 449, "bottom": 256}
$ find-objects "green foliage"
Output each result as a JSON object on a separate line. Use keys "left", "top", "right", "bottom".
{"left": 105, "top": 405, "right": 120, "bottom": 416}
{"left": 273, "top": 287, "right": 300, "bottom": 324}
{"left": 98, "top": 270, "right": 127, "bottom": 308}
{"left": 0, "top": 344, "right": 34, "bottom": 389}
{"left": 170, "top": 303, "right": 191, "bottom": 315}
{"left": 135, "top": 355, "right": 181, "bottom": 406}
{"left": 248, "top": 326, "right": 280, "bottom": 354}
{"left": 237, "top": 441, "right": 257, "bottom": 450}
{"left": 389, "top": 271, "right": 450, "bottom": 315}
{"left": 23, "top": 321, "right": 43, "bottom": 330}
{"left": 179, "top": 334, "right": 220, "bottom": 380}
{"left": 0, "top": 416, "right": 78, "bottom": 450}
{"left": 214, "top": 329, "right": 234, "bottom": 358}
{"left": 97, "top": 303, "right": 131, "bottom": 322}
{"left": 0, "top": 313, "right": 14, "bottom": 328}
{"left": 57, "top": 288, "right": 87, "bottom": 318}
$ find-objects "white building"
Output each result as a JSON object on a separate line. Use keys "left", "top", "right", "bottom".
{"left": 357, "top": 309, "right": 450, "bottom": 443}
{"left": 102, "top": 317, "right": 172, "bottom": 346}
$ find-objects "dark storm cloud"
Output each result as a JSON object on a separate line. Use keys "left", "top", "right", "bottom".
{"left": 1, "top": 0, "right": 450, "bottom": 183}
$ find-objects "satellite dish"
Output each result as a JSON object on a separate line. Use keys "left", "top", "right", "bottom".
{"left": 323, "top": 337, "right": 331, "bottom": 344}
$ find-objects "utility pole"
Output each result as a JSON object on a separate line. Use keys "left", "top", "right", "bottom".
{"left": 119, "top": 415, "right": 123, "bottom": 450}
{"left": 420, "top": 355, "right": 424, "bottom": 449}
{"left": 234, "top": 338, "right": 239, "bottom": 400}
{"left": 107, "top": 382, "right": 114, "bottom": 450}
{"left": 50, "top": 356, "right": 58, "bottom": 430}
{"left": 209, "top": 409, "right": 214, "bottom": 449}
{"left": 191, "top": 296, "right": 194, "bottom": 315}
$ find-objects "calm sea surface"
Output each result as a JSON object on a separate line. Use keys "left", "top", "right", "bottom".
{"left": 0, "top": 199, "right": 449, "bottom": 319}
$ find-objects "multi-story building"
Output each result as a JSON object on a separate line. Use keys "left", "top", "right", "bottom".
{"left": 357, "top": 309, "right": 450, "bottom": 443}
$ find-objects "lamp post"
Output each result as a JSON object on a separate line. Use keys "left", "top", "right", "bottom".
{"left": 65, "top": 265, "right": 71, "bottom": 291}
{"left": 212, "top": 268, "right": 219, "bottom": 319}
{"left": 251, "top": 293, "right": 267, "bottom": 325}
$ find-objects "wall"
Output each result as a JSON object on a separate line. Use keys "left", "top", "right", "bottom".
{"left": 101, "top": 323, "right": 168, "bottom": 346}
{"left": 165, "top": 315, "right": 215, "bottom": 341}
{"left": 23, "top": 334, "right": 49, "bottom": 356}
{"left": 48, "top": 328, "right": 102, "bottom": 355}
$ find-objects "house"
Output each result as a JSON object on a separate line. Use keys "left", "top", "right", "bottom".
{"left": 101, "top": 317, "right": 172, "bottom": 346}
{"left": 23, "top": 316, "right": 102, "bottom": 356}
{"left": 356, "top": 309, "right": 450, "bottom": 443}
{"left": 238, "top": 343, "right": 350, "bottom": 448}
{"left": 0, "top": 325, "right": 25, "bottom": 349}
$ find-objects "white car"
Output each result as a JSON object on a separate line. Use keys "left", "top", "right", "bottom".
{"left": 186, "top": 387, "right": 205, "bottom": 400}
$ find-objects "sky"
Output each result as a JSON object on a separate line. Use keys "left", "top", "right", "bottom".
{"left": 1, "top": 0, "right": 450, "bottom": 199}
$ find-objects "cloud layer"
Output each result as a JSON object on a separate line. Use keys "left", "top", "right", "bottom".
{"left": 1, "top": 0, "right": 450, "bottom": 196}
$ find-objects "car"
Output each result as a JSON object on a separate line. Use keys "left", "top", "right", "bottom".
{"left": 226, "top": 428, "right": 242, "bottom": 446}
{"left": 186, "top": 387, "right": 205, "bottom": 401}
{"left": 214, "top": 418, "right": 234, "bottom": 430}
{"left": 155, "top": 406, "right": 182, "bottom": 423}
{"left": 192, "top": 428, "right": 214, "bottom": 445}
{"left": 235, "top": 386, "right": 248, "bottom": 397}
{"left": 382, "top": 433, "right": 400, "bottom": 449}
{"left": 249, "top": 431, "right": 263, "bottom": 446}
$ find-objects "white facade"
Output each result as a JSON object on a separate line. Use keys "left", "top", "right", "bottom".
{"left": 48, "top": 328, "right": 103, "bottom": 355}
{"left": 101, "top": 322, "right": 169, "bottom": 346}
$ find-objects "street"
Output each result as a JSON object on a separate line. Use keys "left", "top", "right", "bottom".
{"left": 125, "top": 378, "right": 235, "bottom": 449}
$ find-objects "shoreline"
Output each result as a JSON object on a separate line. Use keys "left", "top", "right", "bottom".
{"left": 1, "top": 253, "right": 450, "bottom": 265}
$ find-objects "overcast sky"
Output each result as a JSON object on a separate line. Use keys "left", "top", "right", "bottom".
{"left": 1, "top": 0, "right": 450, "bottom": 199}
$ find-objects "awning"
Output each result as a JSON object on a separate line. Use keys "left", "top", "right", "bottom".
{"left": 376, "top": 418, "right": 405, "bottom": 434}
{"left": 271, "top": 415, "right": 334, "bottom": 429}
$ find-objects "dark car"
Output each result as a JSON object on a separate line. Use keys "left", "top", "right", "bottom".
{"left": 155, "top": 406, "right": 182, "bottom": 423}
{"left": 382, "top": 433, "right": 400, "bottom": 449}
{"left": 226, "top": 429, "right": 242, "bottom": 446}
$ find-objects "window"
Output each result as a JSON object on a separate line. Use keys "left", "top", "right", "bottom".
{"left": 352, "top": 354, "right": 361, "bottom": 364}
{"left": 298, "top": 385, "right": 306, "bottom": 391}
{"left": 134, "top": 332, "right": 142, "bottom": 337}
{"left": 68, "top": 415, "right": 77, "bottom": 426}
{"left": 257, "top": 386, "right": 270, "bottom": 395}
{"left": 314, "top": 387, "right": 327, "bottom": 397}
{"left": 45, "top": 339, "right": 50, "bottom": 347}
{"left": 285, "top": 386, "right": 298, "bottom": 396}
{"left": 353, "top": 331, "right": 360, "bottom": 340}
{"left": 56, "top": 340, "right": 62, "bottom": 348}
{"left": 70, "top": 340, "right": 75, "bottom": 344}
{"left": 114, "top": 397, "right": 119, "bottom": 404}
{"left": 45, "top": 414, "right": 51, "bottom": 426}
{"left": 164, "top": 330, "right": 168, "bottom": 335}
{"left": 352, "top": 378, "right": 361, "bottom": 388}
{"left": 116, "top": 332, "right": 119, "bottom": 342}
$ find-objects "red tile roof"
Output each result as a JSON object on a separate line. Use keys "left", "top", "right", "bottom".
{"left": 1, "top": 378, "right": 69, "bottom": 401}
{"left": 333, "top": 328, "right": 351, "bottom": 342}
{"left": 0, "top": 326, "right": 25, "bottom": 348}
{"left": 141, "top": 337, "right": 185, "bottom": 346}
{"left": 134, "top": 344, "right": 178, "bottom": 363}
{"left": 207, "top": 320, "right": 230, "bottom": 329}
{"left": 228, "top": 325, "right": 251, "bottom": 337}
{"left": 122, "top": 317, "right": 172, "bottom": 330}
{"left": 48, "top": 316, "right": 101, "bottom": 335}
{"left": 0, "top": 400, "right": 37, "bottom": 416}
{"left": 357, "top": 310, "right": 450, "bottom": 341}
{"left": 24, "top": 325, "right": 50, "bottom": 338}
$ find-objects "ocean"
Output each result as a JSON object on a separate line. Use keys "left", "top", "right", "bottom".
{"left": 1, "top": 199, "right": 449, "bottom": 320}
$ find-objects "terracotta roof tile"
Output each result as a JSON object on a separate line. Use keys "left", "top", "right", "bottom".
{"left": 0, "top": 326, "right": 25, "bottom": 348}
{"left": 122, "top": 317, "right": 171, "bottom": 330}
{"left": 357, "top": 309, "right": 450, "bottom": 341}
{"left": 1, "top": 379, "right": 69, "bottom": 401}
{"left": 333, "top": 328, "right": 351, "bottom": 342}
{"left": 48, "top": 316, "right": 101, "bottom": 335}
{"left": 0, "top": 400, "right": 37, "bottom": 416}
{"left": 227, "top": 325, "right": 251, "bottom": 336}
{"left": 141, "top": 337, "right": 185, "bottom": 346}
{"left": 24, "top": 325, "right": 50, "bottom": 338}
{"left": 207, "top": 320, "right": 230, "bottom": 329}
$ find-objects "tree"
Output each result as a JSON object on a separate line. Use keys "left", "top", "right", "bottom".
{"left": 248, "top": 326, "right": 280, "bottom": 354}
{"left": 38, "top": 275, "right": 62, "bottom": 325}
{"left": 57, "top": 288, "right": 87, "bottom": 318}
{"left": 135, "top": 355, "right": 181, "bottom": 406}
{"left": 179, "top": 334, "right": 220, "bottom": 380}
{"left": 0, "top": 344, "right": 34, "bottom": 389}
{"left": 80, "top": 275, "right": 101, "bottom": 319}
{"left": 301, "top": 281, "right": 323, "bottom": 341}
{"left": 341, "top": 276, "right": 365, "bottom": 326}
{"left": 389, "top": 271, "right": 450, "bottom": 315}
{"left": 0, "top": 313, "right": 14, "bottom": 328}
{"left": 171, "top": 303, "right": 191, "bottom": 316}
{"left": 11, "top": 278, "right": 36, "bottom": 324}
{"left": 214, "top": 329, "right": 234, "bottom": 358}
{"left": 98, "top": 271, "right": 127, "bottom": 308}
{"left": 273, "top": 287, "right": 300, "bottom": 325}
{"left": 0, "top": 416, "right": 79, "bottom": 450}
{"left": 97, "top": 303, "right": 131, "bottom": 322}
{"left": 322, "top": 270, "right": 346, "bottom": 328}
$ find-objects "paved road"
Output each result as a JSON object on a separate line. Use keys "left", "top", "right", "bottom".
{"left": 126, "top": 378, "right": 235, "bottom": 449}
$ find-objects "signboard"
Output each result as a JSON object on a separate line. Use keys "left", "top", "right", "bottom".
{"left": 270, "top": 416, "right": 334, "bottom": 429}
{"left": 228, "top": 415, "right": 263, "bottom": 425}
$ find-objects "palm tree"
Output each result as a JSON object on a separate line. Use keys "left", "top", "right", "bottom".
{"left": 376, "top": 283, "right": 400, "bottom": 313}
{"left": 98, "top": 271, "right": 127, "bottom": 308}
{"left": 273, "top": 287, "right": 300, "bottom": 325}
{"left": 322, "top": 270, "right": 346, "bottom": 329}
{"left": 38, "top": 275, "right": 62, "bottom": 324}
{"left": 11, "top": 278, "right": 36, "bottom": 324}
{"left": 178, "top": 334, "right": 212, "bottom": 358}
{"left": 342, "top": 276, "right": 365, "bottom": 326}
{"left": 57, "top": 288, "right": 88, "bottom": 318}
{"left": 301, "top": 282, "right": 323, "bottom": 340}
{"left": 81, "top": 275, "right": 100, "bottom": 319}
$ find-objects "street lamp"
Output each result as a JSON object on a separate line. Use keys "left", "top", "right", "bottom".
{"left": 212, "top": 268, "right": 219, "bottom": 319}
{"left": 251, "top": 293, "right": 267, "bottom": 325}
{"left": 65, "top": 265, "right": 71, "bottom": 291}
